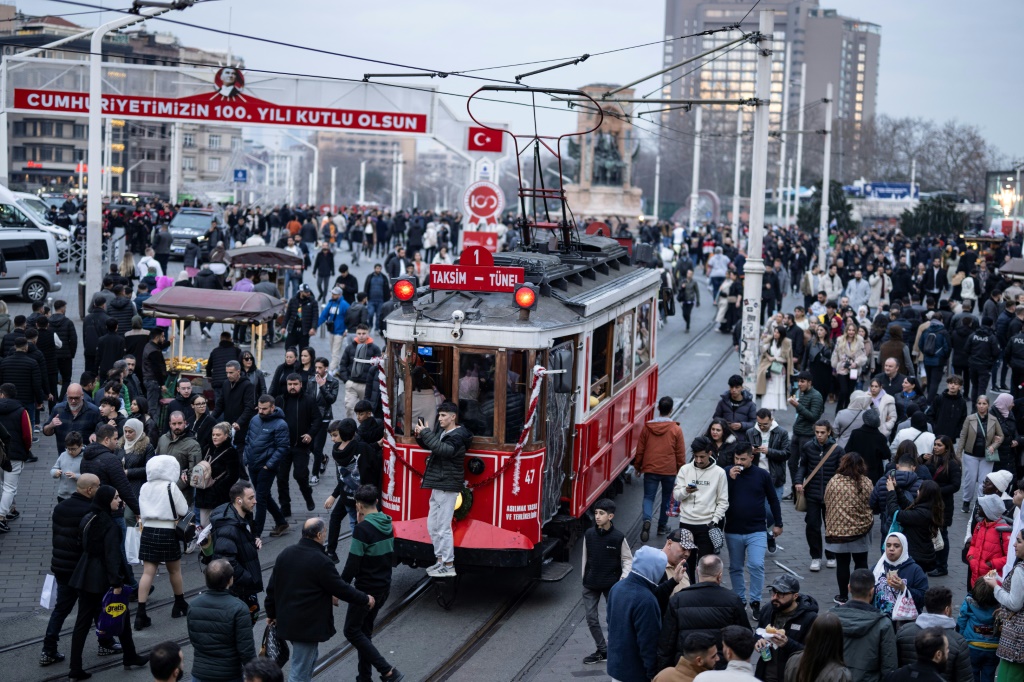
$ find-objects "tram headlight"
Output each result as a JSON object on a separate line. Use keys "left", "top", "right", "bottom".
{"left": 392, "top": 276, "right": 417, "bottom": 312}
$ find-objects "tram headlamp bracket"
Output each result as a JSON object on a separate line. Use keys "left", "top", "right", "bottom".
{"left": 451, "top": 310, "right": 465, "bottom": 339}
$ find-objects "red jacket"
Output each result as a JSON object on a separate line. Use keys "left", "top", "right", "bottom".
{"left": 967, "top": 519, "right": 1011, "bottom": 587}
{"left": 635, "top": 419, "right": 686, "bottom": 476}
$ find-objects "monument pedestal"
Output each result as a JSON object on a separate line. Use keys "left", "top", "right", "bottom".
{"left": 565, "top": 184, "right": 643, "bottom": 219}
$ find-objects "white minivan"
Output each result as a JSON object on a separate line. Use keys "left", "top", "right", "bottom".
{"left": 0, "top": 186, "right": 72, "bottom": 260}
{"left": 0, "top": 228, "right": 63, "bottom": 302}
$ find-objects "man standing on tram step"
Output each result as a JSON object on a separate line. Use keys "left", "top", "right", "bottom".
{"left": 786, "top": 371, "right": 824, "bottom": 499}
{"left": 364, "top": 263, "right": 391, "bottom": 332}
{"left": 713, "top": 375, "right": 757, "bottom": 447}
{"left": 414, "top": 401, "right": 472, "bottom": 578}
{"left": 341, "top": 485, "right": 404, "bottom": 682}
{"left": 580, "top": 498, "right": 633, "bottom": 666}
{"left": 283, "top": 284, "right": 319, "bottom": 352}
{"left": 338, "top": 324, "right": 381, "bottom": 419}
{"left": 636, "top": 396, "right": 687, "bottom": 542}
{"left": 275, "top": 374, "right": 320, "bottom": 516}
{"left": 319, "top": 287, "right": 350, "bottom": 374}
{"left": 264, "top": 518, "right": 374, "bottom": 682}
{"left": 673, "top": 435, "right": 729, "bottom": 585}
{"left": 723, "top": 443, "right": 782, "bottom": 621}
{"left": 243, "top": 395, "right": 290, "bottom": 538}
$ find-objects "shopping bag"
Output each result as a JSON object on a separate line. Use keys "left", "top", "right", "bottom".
{"left": 96, "top": 587, "right": 131, "bottom": 638}
{"left": 892, "top": 587, "right": 919, "bottom": 621}
{"left": 125, "top": 525, "right": 142, "bottom": 565}
{"left": 40, "top": 574, "right": 58, "bottom": 610}
{"left": 260, "top": 622, "right": 290, "bottom": 668}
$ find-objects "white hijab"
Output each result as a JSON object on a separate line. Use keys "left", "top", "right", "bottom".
{"left": 872, "top": 531, "right": 911, "bottom": 580}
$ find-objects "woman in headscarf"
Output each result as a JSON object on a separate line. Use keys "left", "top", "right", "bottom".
{"left": 872, "top": 531, "right": 929, "bottom": 617}
{"left": 68, "top": 485, "right": 149, "bottom": 677}
{"left": 194, "top": 422, "right": 239, "bottom": 528}
{"left": 993, "top": 393, "right": 1019, "bottom": 476}
{"left": 120, "top": 417, "right": 154, "bottom": 526}
{"left": 135, "top": 455, "right": 190, "bottom": 630}
{"left": 922, "top": 435, "right": 961, "bottom": 578}
{"left": 129, "top": 396, "right": 159, "bottom": 444}
{"left": 834, "top": 391, "right": 872, "bottom": 449}
{"left": 886, "top": 477, "right": 943, "bottom": 573}
{"left": 984, "top": 530, "right": 1024, "bottom": 682}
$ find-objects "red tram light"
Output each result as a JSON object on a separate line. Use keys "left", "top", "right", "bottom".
{"left": 514, "top": 282, "right": 538, "bottom": 320}
{"left": 393, "top": 277, "right": 417, "bottom": 302}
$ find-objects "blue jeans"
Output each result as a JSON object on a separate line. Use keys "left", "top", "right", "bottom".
{"left": 114, "top": 515, "right": 139, "bottom": 589}
{"left": 725, "top": 531, "right": 767, "bottom": 604}
{"left": 249, "top": 466, "right": 286, "bottom": 537}
{"left": 288, "top": 640, "right": 318, "bottom": 682}
{"left": 765, "top": 486, "right": 785, "bottom": 529}
{"left": 285, "top": 271, "right": 301, "bottom": 298}
{"left": 643, "top": 473, "right": 676, "bottom": 531}
{"left": 971, "top": 647, "right": 998, "bottom": 682}
{"left": 367, "top": 301, "right": 382, "bottom": 330}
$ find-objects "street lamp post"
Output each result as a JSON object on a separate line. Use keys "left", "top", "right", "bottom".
{"left": 283, "top": 132, "right": 318, "bottom": 207}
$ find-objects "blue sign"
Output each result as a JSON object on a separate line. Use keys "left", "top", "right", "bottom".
{"left": 233, "top": 169, "right": 248, "bottom": 183}
{"left": 856, "top": 182, "right": 918, "bottom": 200}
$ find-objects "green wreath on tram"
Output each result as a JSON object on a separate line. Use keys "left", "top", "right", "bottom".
{"left": 453, "top": 487, "right": 473, "bottom": 521}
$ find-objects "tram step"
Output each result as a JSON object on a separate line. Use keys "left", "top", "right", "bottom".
{"left": 539, "top": 561, "right": 574, "bottom": 582}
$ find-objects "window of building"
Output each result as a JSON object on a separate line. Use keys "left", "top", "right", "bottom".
{"left": 208, "top": 134, "right": 221, "bottom": 149}
{"left": 231, "top": 137, "right": 241, "bottom": 150}
{"left": 857, "top": 63, "right": 865, "bottom": 72}
{"left": 12, "top": 147, "right": 25, "bottom": 161}
{"left": 207, "top": 157, "right": 220, "bottom": 172}
{"left": 73, "top": 124, "right": 86, "bottom": 139}
{"left": 183, "top": 133, "right": 195, "bottom": 148}
{"left": 12, "top": 121, "right": 25, "bottom": 136}
{"left": 40, "top": 121, "right": 54, "bottom": 137}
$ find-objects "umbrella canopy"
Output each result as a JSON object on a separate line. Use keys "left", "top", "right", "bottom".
{"left": 227, "top": 245, "right": 303, "bottom": 270}
{"left": 141, "top": 286, "right": 285, "bottom": 323}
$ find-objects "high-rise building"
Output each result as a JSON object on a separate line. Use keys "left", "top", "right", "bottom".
{"left": 659, "top": 1, "right": 880, "bottom": 214}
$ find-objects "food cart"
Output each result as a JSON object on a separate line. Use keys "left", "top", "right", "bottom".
{"left": 227, "top": 245, "right": 304, "bottom": 298}
{"left": 960, "top": 233, "right": 1006, "bottom": 265}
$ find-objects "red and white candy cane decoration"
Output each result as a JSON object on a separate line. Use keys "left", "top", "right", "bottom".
{"left": 372, "top": 355, "right": 400, "bottom": 498}
{"left": 510, "top": 365, "right": 548, "bottom": 495}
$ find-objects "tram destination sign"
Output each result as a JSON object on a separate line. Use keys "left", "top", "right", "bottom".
{"left": 429, "top": 264, "right": 524, "bottom": 292}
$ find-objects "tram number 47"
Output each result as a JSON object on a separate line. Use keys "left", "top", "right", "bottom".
{"left": 524, "top": 469, "right": 535, "bottom": 485}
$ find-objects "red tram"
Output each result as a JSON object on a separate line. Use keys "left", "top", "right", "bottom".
{"left": 379, "top": 87, "right": 662, "bottom": 572}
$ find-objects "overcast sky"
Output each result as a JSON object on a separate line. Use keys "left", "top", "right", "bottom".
{"left": 35, "top": 0, "right": 1024, "bottom": 161}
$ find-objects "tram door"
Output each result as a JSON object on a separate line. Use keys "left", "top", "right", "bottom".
{"left": 545, "top": 336, "right": 577, "bottom": 520}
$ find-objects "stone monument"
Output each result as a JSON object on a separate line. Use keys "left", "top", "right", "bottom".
{"left": 563, "top": 84, "right": 643, "bottom": 219}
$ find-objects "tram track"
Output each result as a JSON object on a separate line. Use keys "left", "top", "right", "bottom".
{"left": 657, "top": 321, "right": 717, "bottom": 374}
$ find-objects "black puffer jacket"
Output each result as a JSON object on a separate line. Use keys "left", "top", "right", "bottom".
{"left": 754, "top": 593, "right": 820, "bottom": 681}
{"left": 213, "top": 377, "right": 255, "bottom": 444}
{"left": 966, "top": 326, "right": 1001, "bottom": 370}
{"left": 0, "top": 397, "right": 31, "bottom": 461}
{"left": 107, "top": 296, "right": 136, "bottom": 337}
{"left": 210, "top": 502, "right": 264, "bottom": 596}
{"left": 193, "top": 268, "right": 222, "bottom": 291}
{"left": 796, "top": 436, "right": 843, "bottom": 502}
{"left": 417, "top": 424, "right": 472, "bottom": 493}
{"left": 656, "top": 581, "right": 749, "bottom": 670}
{"left": 276, "top": 391, "right": 321, "bottom": 453}
{"left": 206, "top": 340, "right": 241, "bottom": 388}
{"left": 928, "top": 390, "right": 969, "bottom": 441}
{"left": 50, "top": 492, "right": 92, "bottom": 581}
{"left": 0, "top": 351, "right": 44, "bottom": 404}
{"left": 80, "top": 443, "right": 140, "bottom": 516}
{"left": 82, "top": 305, "right": 111, "bottom": 352}
{"left": 49, "top": 313, "right": 78, "bottom": 360}
{"left": 120, "top": 435, "right": 155, "bottom": 503}
{"left": 284, "top": 294, "right": 319, "bottom": 337}
{"left": 186, "top": 589, "right": 257, "bottom": 680}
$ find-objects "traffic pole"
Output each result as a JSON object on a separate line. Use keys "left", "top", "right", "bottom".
{"left": 818, "top": 82, "right": 833, "bottom": 270}
{"left": 776, "top": 41, "right": 791, "bottom": 227}
{"left": 688, "top": 106, "right": 702, "bottom": 232}
{"left": 653, "top": 153, "right": 661, "bottom": 220}
{"left": 740, "top": 9, "right": 775, "bottom": 388}
{"left": 793, "top": 62, "right": 806, "bottom": 227}
{"left": 732, "top": 107, "right": 743, "bottom": 245}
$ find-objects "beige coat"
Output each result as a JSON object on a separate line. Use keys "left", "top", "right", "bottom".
{"left": 871, "top": 391, "right": 897, "bottom": 437}
{"left": 831, "top": 335, "right": 867, "bottom": 377}
{"left": 756, "top": 337, "right": 793, "bottom": 396}
{"left": 956, "top": 412, "right": 1004, "bottom": 458}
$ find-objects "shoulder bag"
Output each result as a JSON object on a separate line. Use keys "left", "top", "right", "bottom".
{"left": 794, "top": 444, "right": 838, "bottom": 512}
{"left": 166, "top": 483, "right": 196, "bottom": 545}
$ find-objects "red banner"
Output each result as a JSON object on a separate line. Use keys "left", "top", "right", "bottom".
{"left": 13, "top": 88, "right": 427, "bottom": 133}
{"left": 429, "top": 264, "right": 523, "bottom": 292}
{"left": 461, "top": 231, "right": 500, "bottom": 252}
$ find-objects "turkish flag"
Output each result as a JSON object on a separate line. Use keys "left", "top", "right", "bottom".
{"left": 467, "top": 126, "right": 503, "bottom": 153}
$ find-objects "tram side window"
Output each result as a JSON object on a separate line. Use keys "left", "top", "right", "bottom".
{"left": 635, "top": 300, "right": 652, "bottom": 371}
{"left": 504, "top": 350, "right": 529, "bottom": 444}
{"left": 613, "top": 312, "right": 634, "bottom": 389}
{"left": 458, "top": 352, "right": 495, "bottom": 438}
{"left": 590, "top": 322, "right": 612, "bottom": 407}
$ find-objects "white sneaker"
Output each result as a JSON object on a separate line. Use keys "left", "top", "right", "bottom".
{"left": 185, "top": 537, "right": 198, "bottom": 554}
{"left": 826, "top": 559, "right": 837, "bottom": 569}
{"left": 810, "top": 559, "right": 821, "bottom": 572}
{"left": 429, "top": 564, "right": 457, "bottom": 578}
{"left": 309, "top": 475, "right": 319, "bottom": 487}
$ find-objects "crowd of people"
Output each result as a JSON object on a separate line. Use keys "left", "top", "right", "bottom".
{"left": 587, "top": 222, "right": 1024, "bottom": 682}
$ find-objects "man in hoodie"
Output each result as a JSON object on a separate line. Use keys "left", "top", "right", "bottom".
{"left": 713, "top": 376, "right": 757, "bottom": 447}
{"left": 283, "top": 284, "right": 319, "bottom": 351}
{"left": 724, "top": 443, "right": 783, "bottom": 620}
{"left": 928, "top": 376, "right": 968, "bottom": 441}
{"left": 748, "top": 408, "right": 791, "bottom": 552}
{"left": 341, "top": 485, "right": 403, "bottom": 682}
{"left": 210, "top": 481, "right": 263, "bottom": 624}
{"left": 581, "top": 498, "right": 632, "bottom": 666}
{"left": 636, "top": 396, "right": 687, "bottom": 542}
{"left": 654, "top": 632, "right": 719, "bottom": 682}
{"left": 205, "top": 332, "right": 241, "bottom": 398}
{"left": 920, "top": 317, "right": 951, "bottom": 403}
{"left": 49, "top": 300, "right": 77, "bottom": 401}
{"left": 107, "top": 284, "right": 136, "bottom": 339}
{"left": 244, "top": 395, "right": 291, "bottom": 538}
{"left": 753, "top": 575, "right": 819, "bottom": 682}
{"left": 965, "top": 317, "right": 1001, "bottom": 405}
{"left": 674, "top": 436, "right": 730, "bottom": 584}
{"left": 607, "top": 546, "right": 668, "bottom": 682}
{"left": 832, "top": 568, "right": 898, "bottom": 682}
{"left": 895, "top": 586, "right": 973, "bottom": 682}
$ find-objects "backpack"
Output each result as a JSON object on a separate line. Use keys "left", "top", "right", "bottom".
{"left": 190, "top": 449, "right": 230, "bottom": 490}
{"left": 922, "top": 330, "right": 938, "bottom": 356}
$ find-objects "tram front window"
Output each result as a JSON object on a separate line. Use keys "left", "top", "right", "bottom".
{"left": 458, "top": 352, "right": 495, "bottom": 438}
{"left": 505, "top": 350, "right": 529, "bottom": 444}
{"left": 392, "top": 343, "right": 452, "bottom": 436}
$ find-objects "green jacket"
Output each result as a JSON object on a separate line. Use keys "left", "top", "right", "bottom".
{"left": 793, "top": 387, "right": 824, "bottom": 436}
{"left": 831, "top": 601, "right": 897, "bottom": 682}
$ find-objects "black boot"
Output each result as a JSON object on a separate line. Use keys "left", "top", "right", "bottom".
{"left": 171, "top": 594, "right": 189, "bottom": 618}
{"left": 134, "top": 603, "right": 151, "bottom": 630}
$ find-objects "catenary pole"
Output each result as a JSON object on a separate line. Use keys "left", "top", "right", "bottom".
{"left": 776, "top": 42, "right": 791, "bottom": 227}
{"left": 740, "top": 10, "right": 775, "bottom": 388}
{"left": 732, "top": 107, "right": 743, "bottom": 245}
{"left": 688, "top": 106, "right": 702, "bottom": 232}
{"left": 818, "top": 82, "right": 833, "bottom": 269}
{"left": 793, "top": 62, "right": 806, "bottom": 228}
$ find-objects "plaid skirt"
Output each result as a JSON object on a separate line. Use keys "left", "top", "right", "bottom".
{"left": 139, "top": 526, "right": 182, "bottom": 563}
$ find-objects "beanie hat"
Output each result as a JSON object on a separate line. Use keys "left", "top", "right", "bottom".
{"left": 987, "top": 469, "right": 1014, "bottom": 495}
